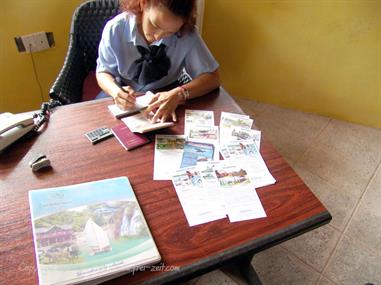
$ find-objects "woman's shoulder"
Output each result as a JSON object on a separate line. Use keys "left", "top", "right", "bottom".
{"left": 105, "top": 12, "right": 128, "bottom": 26}
{"left": 102, "top": 12, "right": 135, "bottom": 39}
{"left": 104, "top": 12, "right": 131, "bottom": 33}
{"left": 175, "top": 28, "right": 203, "bottom": 45}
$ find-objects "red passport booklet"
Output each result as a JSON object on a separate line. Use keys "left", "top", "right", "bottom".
{"left": 111, "top": 124, "right": 150, "bottom": 150}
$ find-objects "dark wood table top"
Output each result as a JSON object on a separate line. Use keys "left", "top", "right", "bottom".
{"left": 0, "top": 88, "right": 331, "bottom": 285}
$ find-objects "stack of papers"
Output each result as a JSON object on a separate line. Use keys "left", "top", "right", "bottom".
{"left": 172, "top": 161, "right": 267, "bottom": 226}
{"left": 153, "top": 110, "right": 276, "bottom": 226}
{"left": 219, "top": 111, "right": 261, "bottom": 149}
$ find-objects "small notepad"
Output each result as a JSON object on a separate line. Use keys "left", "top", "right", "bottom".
{"left": 108, "top": 91, "right": 155, "bottom": 119}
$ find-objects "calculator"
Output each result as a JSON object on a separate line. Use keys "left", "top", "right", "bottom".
{"left": 85, "top": 127, "right": 113, "bottom": 144}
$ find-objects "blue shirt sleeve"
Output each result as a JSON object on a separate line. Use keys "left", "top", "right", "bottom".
{"left": 183, "top": 32, "right": 219, "bottom": 79}
{"left": 96, "top": 21, "right": 119, "bottom": 76}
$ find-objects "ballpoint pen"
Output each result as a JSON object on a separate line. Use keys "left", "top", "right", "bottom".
{"left": 114, "top": 78, "right": 144, "bottom": 98}
{"left": 114, "top": 78, "right": 131, "bottom": 95}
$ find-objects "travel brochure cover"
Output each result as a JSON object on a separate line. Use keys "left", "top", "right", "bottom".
{"left": 29, "top": 177, "right": 160, "bottom": 285}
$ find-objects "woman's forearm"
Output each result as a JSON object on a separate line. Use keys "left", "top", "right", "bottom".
{"left": 96, "top": 72, "right": 120, "bottom": 99}
{"left": 178, "top": 70, "right": 220, "bottom": 101}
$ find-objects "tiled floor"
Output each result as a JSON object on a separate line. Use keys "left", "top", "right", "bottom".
{"left": 185, "top": 98, "right": 381, "bottom": 285}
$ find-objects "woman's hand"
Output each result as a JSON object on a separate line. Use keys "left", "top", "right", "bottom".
{"left": 144, "top": 88, "right": 183, "bottom": 123}
{"left": 112, "top": 85, "right": 136, "bottom": 110}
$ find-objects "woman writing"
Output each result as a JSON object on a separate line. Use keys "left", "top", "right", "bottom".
{"left": 96, "top": 0, "right": 220, "bottom": 123}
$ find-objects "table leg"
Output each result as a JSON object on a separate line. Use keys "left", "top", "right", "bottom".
{"left": 225, "top": 253, "right": 262, "bottom": 285}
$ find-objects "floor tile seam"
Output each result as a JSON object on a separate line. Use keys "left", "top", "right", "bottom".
{"left": 280, "top": 223, "right": 342, "bottom": 274}
{"left": 279, "top": 243, "right": 325, "bottom": 275}
{"left": 315, "top": 275, "right": 322, "bottom": 285}
{"left": 328, "top": 223, "right": 344, "bottom": 234}
{"left": 292, "top": 161, "right": 350, "bottom": 202}
{"left": 315, "top": 221, "right": 347, "bottom": 278}
{"left": 340, "top": 157, "right": 381, "bottom": 259}
{"left": 320, "top": 159, "right": 381, "bottom": 276}
{"left": 294, "top": 154, "right": 376, "bottom": 202}
{"left": 293, "top": 118, "right": 332, "bottom": 165}
{"left": 315, "top": 274, "right": 340, "bottom": 285}
{"left": 342, "top": 159, "right": 381, "bottom": 236}
{"left": 319, "top": 171, "right": 379, "bottom": 275}
{"left": 342, "top": 232, "right": 381, "bottom": 259}
{"left": 289, "top": 163, "right": 358, "bottom": 233}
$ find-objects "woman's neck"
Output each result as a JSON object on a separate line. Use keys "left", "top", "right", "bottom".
{"left": 137, "top": 22, "right": 153, "bottom": 45}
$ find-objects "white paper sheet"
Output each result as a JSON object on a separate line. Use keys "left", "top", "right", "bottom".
{"left": 122, "top": 112, "right": 174, "bottom": 133}
{"left": 220, "top": 112, "right": 253, "bottom": 129}
{"left": 211, "top": 161, "right": 267, "bottom": 222}
{"left": 172, "top": 167, "right": 226, "bottom": 226}
{"left": 184, "top": 110, "right": 215, "bottom": 135}
{"left": 219, "top": 141, "right": 276, "bottom": 188}
{"left": 186, "top": 125, "right": 220, "bottom": 161}
{"left": 153, "top": 135, "right": 185, "bottom": 180}
{"left": 172, "top": 161, "right": 267, "bottom": 225}
{"left": 220, "top": 127, "right": 261, "bottom": 150}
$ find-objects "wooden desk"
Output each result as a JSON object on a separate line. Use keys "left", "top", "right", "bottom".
{"left": 0, "top": 88, "right": 331, "bottom": 285}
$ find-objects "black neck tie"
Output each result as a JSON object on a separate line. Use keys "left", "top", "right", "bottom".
{"left": 128, "top": 44, "right": 171, "bottom": 85}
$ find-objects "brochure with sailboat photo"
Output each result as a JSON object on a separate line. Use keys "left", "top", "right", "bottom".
{"left": 29, "top": 177, "right": 160, "bottom": 285}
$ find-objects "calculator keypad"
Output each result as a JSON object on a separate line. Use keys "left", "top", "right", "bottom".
{"left": 85, "top": 127, "right": 113, "bottom": 144}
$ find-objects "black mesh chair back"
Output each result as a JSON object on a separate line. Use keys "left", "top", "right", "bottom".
{"left": 50, "top": 0, "right": 119, "bottom": 104}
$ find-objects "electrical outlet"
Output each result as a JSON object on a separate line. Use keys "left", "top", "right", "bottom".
{"left": 20, "top": 32, "right": 50, "bottom": 53}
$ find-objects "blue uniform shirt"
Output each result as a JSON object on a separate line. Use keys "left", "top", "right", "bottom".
{"left": 96, "top": 13, "right": 219, "bottom": 92}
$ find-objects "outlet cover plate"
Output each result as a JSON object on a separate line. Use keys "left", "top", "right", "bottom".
{"left": 21, "top": 32, "right": 50, "bottom": 53}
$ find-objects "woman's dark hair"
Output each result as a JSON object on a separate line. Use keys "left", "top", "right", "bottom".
{"left": 120, "top": 0, "right": 196, "bottom": 35}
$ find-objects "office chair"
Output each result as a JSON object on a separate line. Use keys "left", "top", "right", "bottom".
{"left": 49, "top": 0, "right": 120, "bottom": 104}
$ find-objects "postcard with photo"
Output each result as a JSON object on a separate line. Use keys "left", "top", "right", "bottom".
{"left": 155, "top": 135, "right": 185, "bottom": 150}
{"left": 184, "top": 110, "right": 215, "bottom": 134}
{"left": 219, "top": 142, "right": 275, "bottom": 188}
{"left": 154, "top": 135, "right": 186, "bottom": 180}
{"left": 219, "top": 141, "right": 260, "bottom": 160}
{"left": 180, "top": 141, "right": 215, "bottom": 168}
{"left": 185, "top": 110, "right": 214, "bottom": 126}
{"left": 172, "top": 167, "right": 226, "bottom": 226}
{"left": 220, "top": 127, "right": 261, "bottom": 150}
{"left": 172, "top": 168, "right": 204, "bottom": 192}
{"left": 230, "top": 156, "right": 276, "bottom": 189}
{"left": 212, "top": 162, "right": 267, "bottom": 222}
{"left": 187, "top": 125, "right": 219, "bottom": 141}
{"left": 213, "top": 162, "right": 252, "bottom": 189}
{"left": 186, "top": 126, "right": 220, "bottom": 161}
{"left": 220, "top": 112, "right": 253, "bottom": 129}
